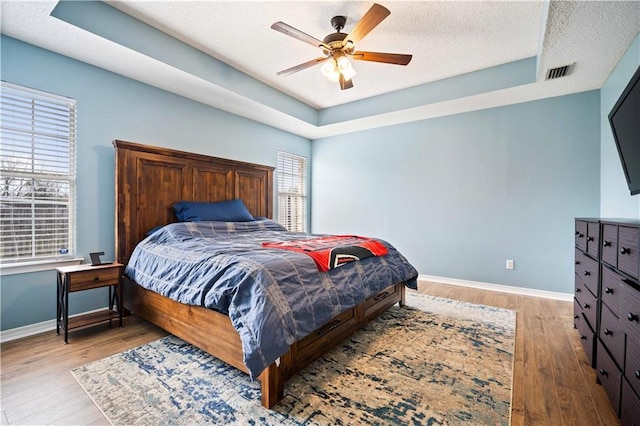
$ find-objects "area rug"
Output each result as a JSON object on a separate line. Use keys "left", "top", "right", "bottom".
{"left": 71, "top": 292, "right": 515, "bottom": 425}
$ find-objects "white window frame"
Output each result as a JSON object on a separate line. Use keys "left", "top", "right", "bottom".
{"left": 1, "top": 81, "right": 80, "bottom": 274}
{"left": 277, "top": 151, "right": 308, "bottom": 233}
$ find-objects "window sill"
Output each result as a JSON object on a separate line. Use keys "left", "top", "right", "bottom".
{"left": 0, "top": 257, "right": 85, "bottom": 276}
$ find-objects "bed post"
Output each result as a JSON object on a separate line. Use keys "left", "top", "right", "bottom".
{"left": 259, "top": 361, "right": 284, "bottom": 408}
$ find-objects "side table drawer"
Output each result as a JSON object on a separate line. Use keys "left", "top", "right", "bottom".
{"left": 56, "top": 263, "right": 124, "bottom": 343}
{"left": 68, "top": 267, "right": 121, "bottom": 291}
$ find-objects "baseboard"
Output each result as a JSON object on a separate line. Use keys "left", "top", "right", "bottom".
{"left": 0, "top": 307, "right": 107, "bottom": 343}
{"left": 418, "top": 274, "right": 573, "bottom": 302}
{"left": 2, "top": 277, "right": 573, "bottom": 342}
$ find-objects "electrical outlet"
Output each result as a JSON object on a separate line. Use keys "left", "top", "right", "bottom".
{"left": 506, "top": 259, "right": 514, "bottom": 270}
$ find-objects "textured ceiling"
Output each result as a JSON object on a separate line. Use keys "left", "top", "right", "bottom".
{"left": 107, "top": 0, "right": 544, "bottom": 109}
{"left": 1, "top": 1, "right": 639, "bottom": 139}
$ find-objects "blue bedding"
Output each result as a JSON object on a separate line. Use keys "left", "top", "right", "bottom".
{"left": 124, "top": 219, "right": 418, "bottom": 378}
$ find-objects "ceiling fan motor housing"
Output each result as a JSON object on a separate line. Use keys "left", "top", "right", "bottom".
{"left": 271, "top": 3, "right": 411, "bottom": 90}
{"left": 323, "top": 16, "right": 348, "bottom": 48}
{"left": 331, "top": 16, "right": 346, "bottom": 32}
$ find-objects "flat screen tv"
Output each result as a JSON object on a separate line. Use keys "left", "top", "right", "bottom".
{"left": 608, "top": 64, "right": 640, "bottom": 196}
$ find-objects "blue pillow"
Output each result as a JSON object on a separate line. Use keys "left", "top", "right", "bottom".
{"left": 173, "top": 199, "right": 255, "bottom": 222}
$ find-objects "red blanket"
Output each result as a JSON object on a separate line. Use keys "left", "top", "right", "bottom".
{"left": 262, "top": 235, "right": 388, "bottom": 272}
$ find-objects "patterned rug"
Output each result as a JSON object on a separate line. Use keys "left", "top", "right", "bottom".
{"left": 71, "top": 292, "right": 515, "bottom": 425}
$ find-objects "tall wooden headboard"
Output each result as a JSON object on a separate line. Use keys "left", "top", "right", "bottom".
{"left": 114, "top": 140, "right": 274, "bottom": 265}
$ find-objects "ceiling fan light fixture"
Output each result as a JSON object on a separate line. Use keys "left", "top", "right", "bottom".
{"left": 272, "top": 3, "right": 410, "bottom": 90}
{"left": 337, "top": 55, "right": 356, "bottom": 81}
{"left": 321, "top": 59, "right": 340, "bottom": 82}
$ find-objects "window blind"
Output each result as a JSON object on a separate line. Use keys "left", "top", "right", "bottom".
{"left": 0, "top": 81, "right": 77, "bottom": 262}
{"left": 277, "top": 152, "right": 307, "bottom": 232}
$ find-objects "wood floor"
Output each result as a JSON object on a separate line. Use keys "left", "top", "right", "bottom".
{"left": 0, "top": 281, "right": 620, "bottom": 425}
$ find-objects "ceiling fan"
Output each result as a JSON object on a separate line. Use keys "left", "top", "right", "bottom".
{"left": 271, "top": 3, "right": 412, "bottom": 90}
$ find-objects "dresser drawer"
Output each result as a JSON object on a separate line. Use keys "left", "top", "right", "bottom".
{"left": 580, "top": 254, "right": 600, "bottom": 297}
{"left": 575, "top": 303, "right": 596, "bottom": 367}
{"left": 587, "top": 221, "right": 601, "bottom": 258}
{"left": 596, "top": 340, "right": 622, "bottom": 417}
{"left": 600, "top": 303, "right": 625, "bottom": 369}
{"left": 67, "top": 267, "right": 121, "bottom": 291}
{"left": 621, "top": 281, "right": 640, "bottom": 341}
{"left": 574, "top": 274, "right": 591, "bottom": 304}
{"left": 573, "top": 298, "right": 584, "bottom": 328}
{"left": 575, "top": 248, "right": 585, "bottom": 279}
{"left": 626, "top": 333, "right": 640, "bottom": 398}
{"left": 621, "top": 379, "right": 640, "bottom": 426}
{"left": 619, "top": 226, "right": 640, "bottom": 280}
{"left": 575, "top": 277, "right": 598, "bottom": 330}
{"left": 602, "top": 265, "right": 624, "bottom": 314}
{"left": 576, "top": 220, "right": 588, "bottom": 252}
{"left": 602, "top": 224, "right": 619, "bottom": 268}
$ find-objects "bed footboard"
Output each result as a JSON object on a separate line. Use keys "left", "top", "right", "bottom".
{"left": 124, "top": 278, "right": 405, "bottom": 408}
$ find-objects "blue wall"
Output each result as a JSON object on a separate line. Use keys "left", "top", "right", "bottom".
{"left": 312, "top": 92, "right": 601, "bottom": 293}
{"left": 0, "top": 36, "right": 311, "bottom": 331}
{"left": 0, "top": 29, "right": 621, "bottom": 330}
{"left": 600, "top": 33, "right": 640, "bottom": 219}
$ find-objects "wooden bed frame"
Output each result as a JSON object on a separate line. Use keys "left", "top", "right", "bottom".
{"left": 114, "top": 140, "right": 406, "bottom": 408}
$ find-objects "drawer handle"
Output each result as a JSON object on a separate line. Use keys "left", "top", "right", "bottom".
{"left": 575, "top": 260, "right": 580, "bottom": 265}
{"left": 576, "top": 288, "right": 582, "bottom": 292}
{"left": 575, "top": 231, "right": 580, "bottom": 236}
{"left": 604, "top": 287, "right": 613, "bottom": 294}
{"left": 587, "top": 236, "right": 594, "bottom": 242}
{"left": 599, "top": 369, "right": 608, "bottom": 377}
{"left": 621, "top": 247, "right": 631, "bottom": 255}
{"left": 583, "top": 271, "right": 591, "bottom": 276}
{"left": 317, "top": 319, "right": 342, "bottom": 336}
{"left": 574, "top": 315, "right": 579, "bottom": 319}
{"left": 635, "top": 370, "right": 640, "bottom": 379}
{"left": 580, "top": 335, "right": 587, "bottom": 340}
{"left": 577, "top": 233, "right": 584, "bottom": 239}
{"left": 94, "top": 276, "right": 100, "bottom": 281}
{"left": 603, "top": 329, "right": 612, "bottom": 336}
{"left": 373, "top": 291, "right": 390, "bottom": 302}
{"left": 604, "top": 241, "right": 612, "bottom": 247}
{"left": 583, "top": 303, "right": 590, "bottom": 309}
{"left": 628, "top": 313, "right": 638, "bottom": 322}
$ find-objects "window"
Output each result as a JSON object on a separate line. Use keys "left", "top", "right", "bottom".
{"left": 0, "top": 81, "right": 77, "bottom": 263}
{"left": 277, "top": 152, "right": 307, "bottom": 232}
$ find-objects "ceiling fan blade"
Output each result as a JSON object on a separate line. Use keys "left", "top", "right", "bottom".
{"left": 342, "top": 3, "right": 390, "bottom": 46}
{"left": 351, "top": 51, "right": 412, "bottom": 65}
{"left": 271, "top": 21, "right": 328, "bottom": 50}
{"left": 276, "top": 57, "right": 329, "bottom": 76}
{"left": 339, "top": 74, "right": 354, "bottom": 90}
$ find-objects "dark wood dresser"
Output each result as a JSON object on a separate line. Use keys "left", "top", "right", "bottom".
{"left": 575, "top": 218, "right": 640, "bottom": 424}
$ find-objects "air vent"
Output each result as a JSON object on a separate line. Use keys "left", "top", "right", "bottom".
{"left": 546, "top": 64, "right": 572, "bottom": 80}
